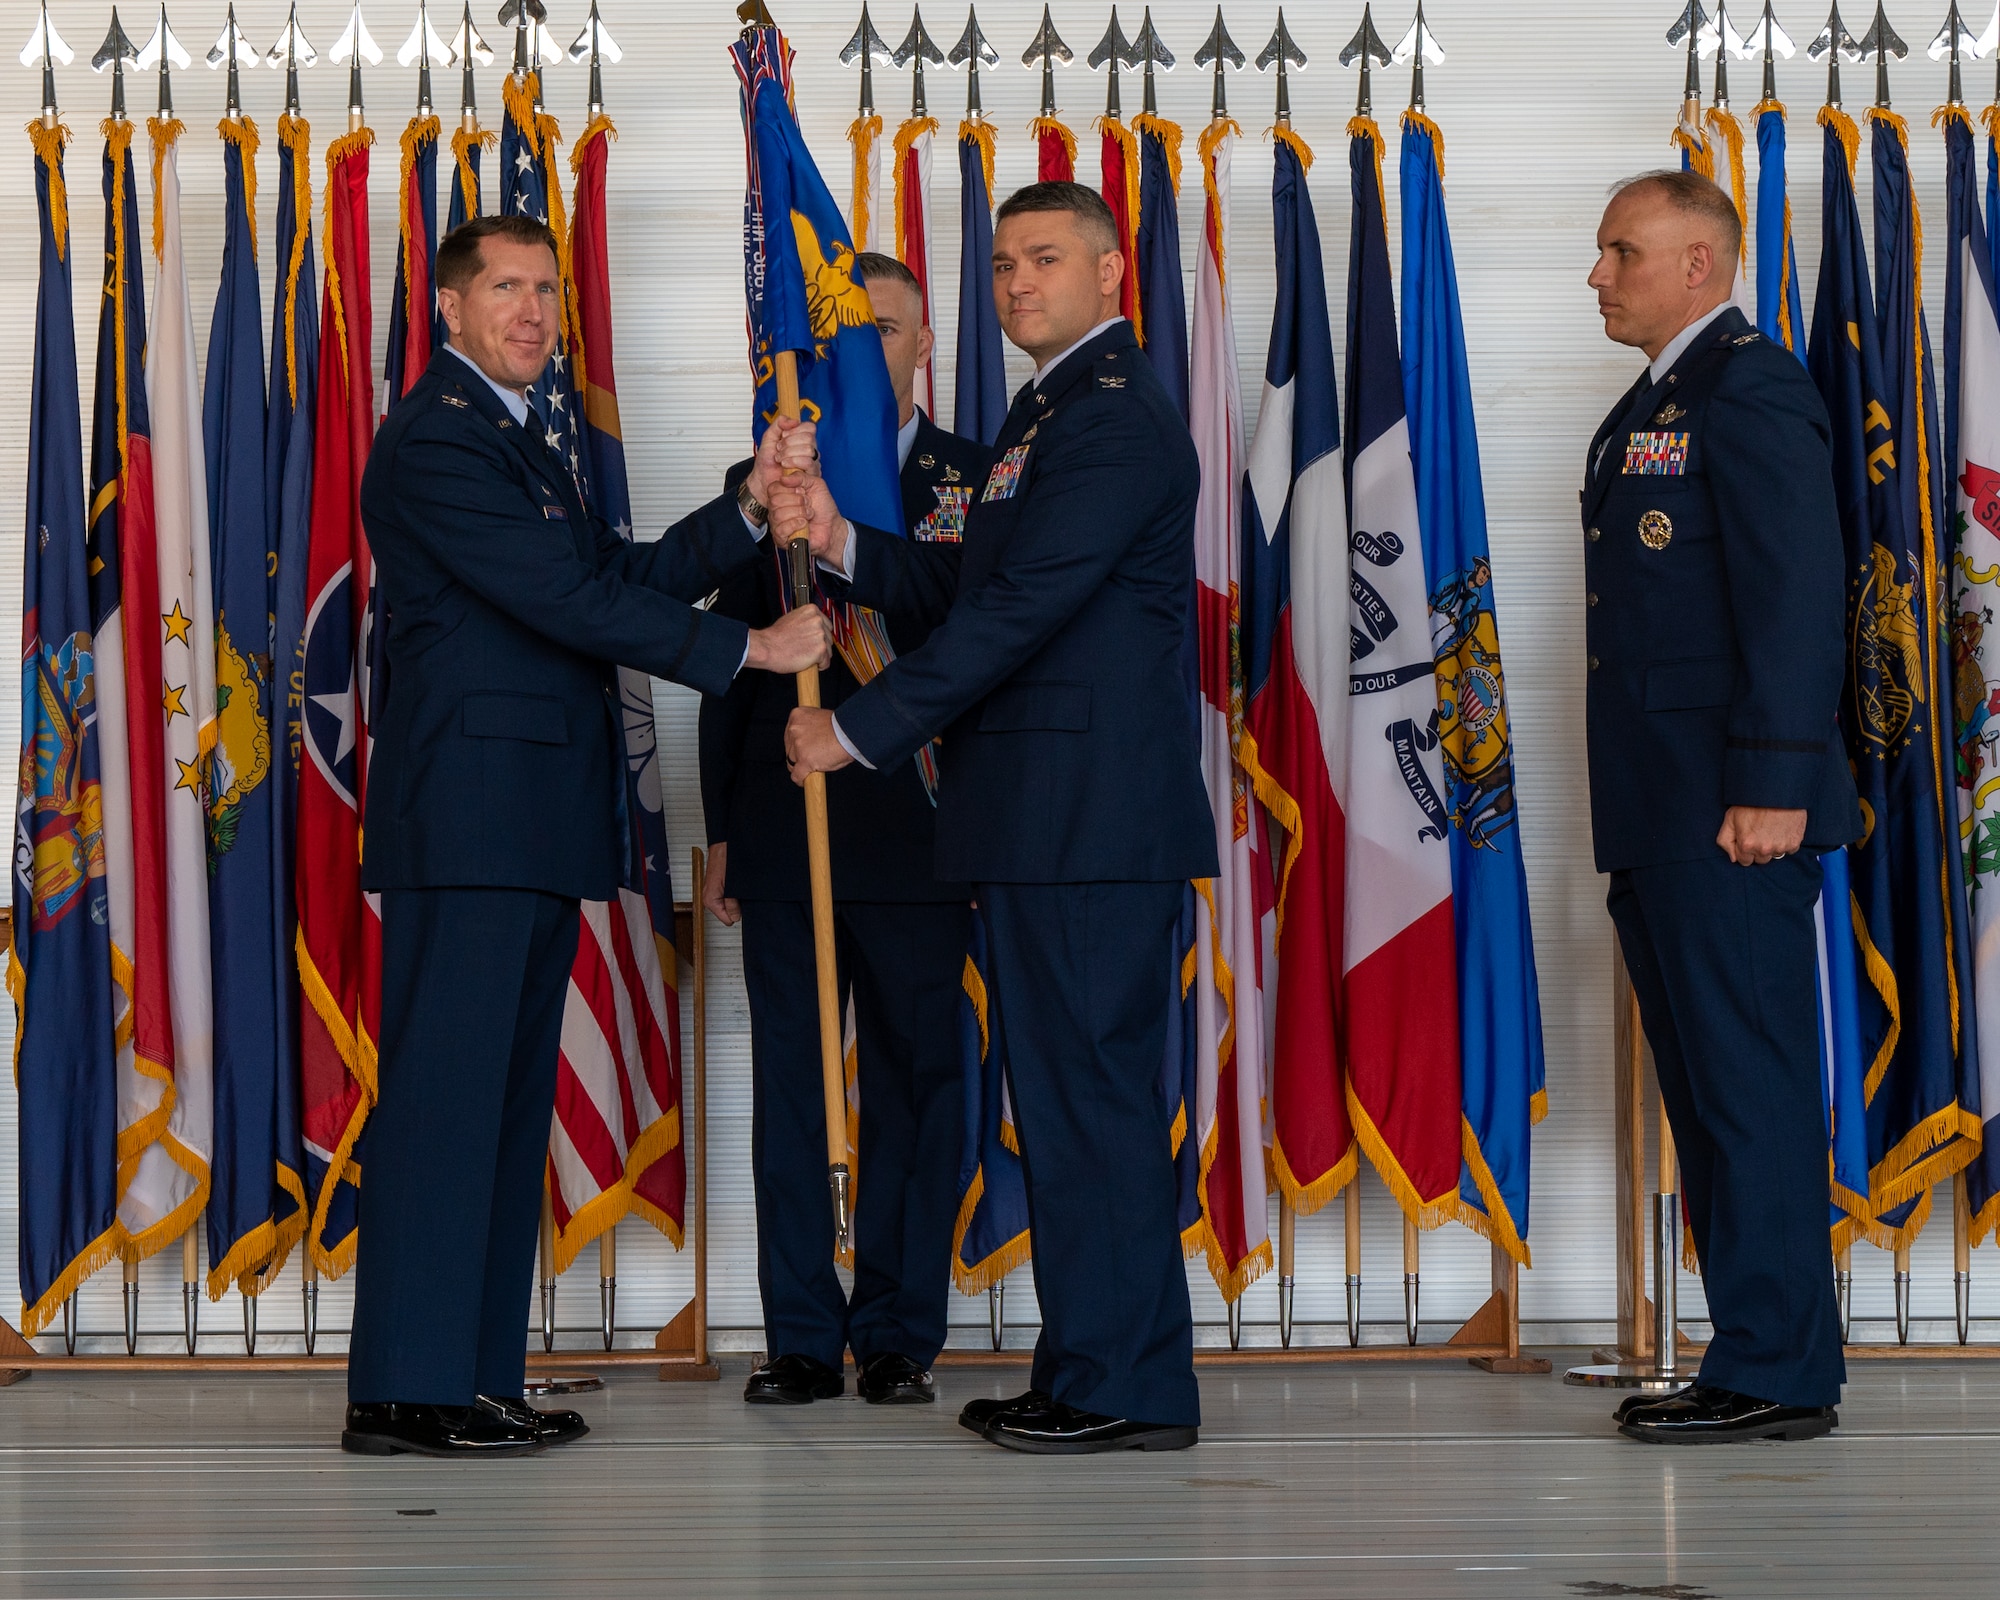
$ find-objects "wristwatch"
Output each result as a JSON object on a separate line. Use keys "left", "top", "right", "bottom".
{"left": 736, "top": 478, "right": 770, "bottom": 527}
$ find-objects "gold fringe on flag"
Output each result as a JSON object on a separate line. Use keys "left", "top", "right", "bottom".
{"left": 1671, "top": 114, "right": 1715, "bottom": 180}
{"left": 26, "top": 118, "right": 70, "bottom": 260}
{"left": 398, "top": 114, "right": 441, "bottom": 338}
{"left": 1346, "top": 115, "right": 1388, "bottom": 234}
{"left": 891, "top": 114, "right": 938, "bottom": 266}
{"left": 1819, "top": 104, "right": 1861, "bottom": 178}
{"left": 1029, "top": 113, "right": 1076, "bottom": 172}
{"left": 320, "top": 129, "right": 376, "bottom": 391}
{"left": 216, "top": 114, "right": 260, "bottom": 245}
{"left": 1094, "top": 116, "right": 1144, "bottom": 345}
{"left": 1196, "top": 117, "right": 1240, "bottom": 283}
{"left": 449, "top": 123, "right": 495, "bottom": 221}
{"left": 1752, "top": 101, "right": 1800, "bottom": 352}
{"left": 279, "top": 114, "right": 313, "bottom": 409}
{"left": 146, "top": 116, "right": 185, "bottom": 262}
{"left": 1703, "top": 105, "right": 1748, "bottom": 269}
{"left": 1130, "top": 110, "right": 1184, "bottom": 192}
{"left": 848, "top": 111, "right": 882, "bottom": 245}
{"left": 1400, "top": 107, "right": 1445, "bottom": 180}
{"left": 959, "top": 116, "right": 996, "bottom": 201}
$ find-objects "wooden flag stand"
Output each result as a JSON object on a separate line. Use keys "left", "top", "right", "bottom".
{"left": 1593, "top": 942, "right": 2000, "bottom": 1368}
{"left": 0, "top": 854, "right": 722, "bottom": 1385}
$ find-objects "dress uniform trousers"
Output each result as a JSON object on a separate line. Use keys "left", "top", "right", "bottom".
{"left": 983, "top": 879, "right": 1200, "bottom": 1428}
{"left": 740, "top": 898, "right": 971, "bottom": 1369}
{"left": 1607, "top": 854, "right": 1846, "bottom": 1408}
{"left": 347, "top": 887, "right": 580, "bottom": 1404}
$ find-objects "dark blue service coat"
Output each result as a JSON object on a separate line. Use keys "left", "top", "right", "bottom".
{"left": 360, "top": 349, "right": 761, "bottom": 901}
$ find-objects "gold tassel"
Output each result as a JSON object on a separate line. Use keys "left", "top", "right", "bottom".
{"left": 959, "top": 117, "right": 996, "bottom": 203}
{"left": 848, "top": 112, "right": 882, "bottom": 245}
{"left": 1670, "top": 116, "right": 1715, "bottom": 181}
{"left": 216, "top": 114, "right": 260, "bottom": 244}
{"left": 398, "top": 114, "right": 441, "bottom": 346}
{"left": 1270, "top": 123, "right": 1315, "bottom": 172}
{"left": 1028, "top": 114, "right": 1077, "bottom": 174}
{"left": 1819, "top": 105, "right": 1861, "bottom": 179}
{"left": 146, "top": 116, "right": 185, "bottom": 262}
{"left": 320, "top": 129, "right": 376, "bottom": 392}
{"left": 1130, "top": 111, "right": 1184, "bottom": 192}
{"left": 1095, "top": 117, "right": 1144, "bottom": 345}
{"left": 1704, "top": 106, "right": 1749, "bottom": 269}
{"left": 278, "top": 115, "right": 313, "bottom": 410}
{"left": 891, "top": 114, "right": 939, "bottom": 267}
{"left": 26, "top": 119, "right": 71, "bottom": 260}
{"left": 1197, "top": 117, "right": 1241, "bottom": 284}
{"left": 449, "top": 123, "right": 495, "bottom": 220}
{"left": 1347, "top": 115, "right": 1389, "bottom": 235}
{"left": 1400, "top": 107, "right": 1445, "bottom": 181}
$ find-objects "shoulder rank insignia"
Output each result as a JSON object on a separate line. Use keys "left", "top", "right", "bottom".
{"left": 496, "top": 417, "right": 513, "bottom": 429}
{"left": 1638, "top": 509, "right": 1673, "bottom": 549}
{"left": 1731, "top": 331, "right": 1761, "bottom": 346}
{"left": 441, "top": 392, "right": 469, "bottom": 410}
{"left": 918, "top": 453, "right": 936, "bottom": 469}
{"left": 982, "top": 444, "right": 1031, "bottom": 502}
{"left": 1623, "top": 431, "right": 1690, "bottom": 475}
{"left": 915, "top": 486, "right": 974, "bottom": 542}
{"left": 1652, "top": 402, "right": 1686, "bottom": 425}
{"left": 1098, "top": 375, "right": 1127, "bottom": 389}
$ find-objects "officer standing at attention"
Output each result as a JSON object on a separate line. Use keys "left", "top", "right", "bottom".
{"left": 776, "top": 182, "right": 1216, "bottom": 1455}
{"left": 342, "top": 214, "right": 831, "bottom": 1459}
{"left": 700, "top": 252, "right": 988, "bottom": 1408}
{"left": 1583, "top": 172, "right": 1859, "bottom": 1444}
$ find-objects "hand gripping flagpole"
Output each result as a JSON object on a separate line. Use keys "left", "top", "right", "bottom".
{"left": 739, "top": 0, "right": 854, "bottom": 1257}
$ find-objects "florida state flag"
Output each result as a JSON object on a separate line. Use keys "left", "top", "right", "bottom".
{"left": 297, "top": 127, "right": 381, "bottom": 1276}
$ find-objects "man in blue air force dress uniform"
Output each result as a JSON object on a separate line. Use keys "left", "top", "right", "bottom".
{"left": 343, "top": 215, "right": 831, "bottom": 1459}
{"left": 700, "top": 254, "right": 988, "bottom": 1406}
{"left": 1584, "top": 173, "right": 1859, "bottom": 1445}
{"left": 779, "top": 183, "right": 1216, "bottom": 1455}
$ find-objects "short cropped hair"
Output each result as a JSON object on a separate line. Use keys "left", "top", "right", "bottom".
{"left": 995, "top": 181, "right": 1120, "bottom": 255}
{"left": 435, "top": 214, "right": 560, "bottom": 294}
{"left": 854, "top": 250, "right": 921, "bottom": 300}
{"left": 1609, "top": 168, "right": 1743, "bottom": 264}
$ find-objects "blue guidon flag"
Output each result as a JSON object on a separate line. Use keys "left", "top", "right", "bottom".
{"left": 11, "top": 118, "right": 121, "bottom": 1338}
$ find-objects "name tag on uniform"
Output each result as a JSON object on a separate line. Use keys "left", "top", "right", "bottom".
{"left": 983, "top": 445, "right": 1031, "bottom": 503}
{"left": 915, "top": 486, "right": 972, "bottom": 542}
{"left": 1623, "top": 431, "right": 1691, "bottom": 475}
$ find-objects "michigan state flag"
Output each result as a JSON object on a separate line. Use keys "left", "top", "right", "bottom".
{"left": 12, "top": 119, "right": 121, "bottom": 1337}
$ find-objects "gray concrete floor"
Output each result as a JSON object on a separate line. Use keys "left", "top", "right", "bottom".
{"left": 0, "top": 1354, "right": 1994, "bottom": 1597}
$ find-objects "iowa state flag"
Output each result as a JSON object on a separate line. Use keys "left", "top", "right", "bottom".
{"left": 204, "top": 113, "right": 301, "bottom": 1296}
{"left": 297, "top": 126, "right": 381, "bottom": 1275}
{"left": 1399, "top": 111, "right": 1543, "bottom": 1261}
{"left": 12, "top": 119, "right": 122, "bottom": 1337}
{"left": 1343, "top": 116, "right": 1461, "bottom": 1222}
{"left": 1239, "top": 128, "right": 1354, "bottom": 1215}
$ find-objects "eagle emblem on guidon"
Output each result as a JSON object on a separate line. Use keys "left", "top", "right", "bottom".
{"left": 1638, "top": 509, "right": 1673, "bottom": 550}
{"left": 791, "top": 211, "right": 876, "bottom": 350}
{"left": 1430, "top": 560, "right": 1520, "bottom": 849}
{"left": 1854, "top": 541, "right": 1925, "bottom": 753}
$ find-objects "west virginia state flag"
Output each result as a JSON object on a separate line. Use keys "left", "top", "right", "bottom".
{"left": 297, "top": 124, "right": 381, "bottom": 1275}
{"left": 12, "top": 119, "right": 122, "bottom": 1337}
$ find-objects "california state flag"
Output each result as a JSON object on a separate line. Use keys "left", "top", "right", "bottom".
{"left": 123, "top": 115, "right": 214, "bottom": 1245}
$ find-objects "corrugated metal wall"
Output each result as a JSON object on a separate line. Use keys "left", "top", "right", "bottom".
{"left": 0, "top": 1, "right": 1981, "bottom": 1354}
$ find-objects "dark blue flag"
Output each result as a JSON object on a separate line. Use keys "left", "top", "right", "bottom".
{"left": 1809, "top": 109, "right": 1976, "bottom": 1247}
{"left": 383, "top": 113, "right": 441, "bottom": 411}
{"left": 263, "top": 110, "right": 320, "bottom": 1269}
{"left": 12, "top": 121, "right": 121, "bottom": 1338}
{"left": 953, "top": 122, "right": 1007, "bottom": 446}
{"left": 950, "top": 911, "right": 1032, "bottom": 1291}
{"left": 442, "top": 125, "right": 489, "bottom": 350}
{"left": 1133, "top": 115, "right": 1189, "bottom": 418}
{"left": 204, "top": 116, "right": 296, "bottom": 1299}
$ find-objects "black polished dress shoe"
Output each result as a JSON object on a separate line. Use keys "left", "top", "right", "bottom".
{"left": 744, "top": 1353, "right": 844, "bottom": 1405}
{"left": 958, "top": 1388, "right": 1047, "bottom": 1435}
{"left": 340, "top": 1401, "right": 544, "bottom": 1458}
{"left": 1614, "top": 1385, "right": 1689, "bottom": 1423}
{"left": 985, "top": 1399, "right": 1197, "bottom": 1455}
{"left": 478, "top": 1393, "right": 590, "bottom": 1445}
{"left": 855, "top": 1352, "right": 935, "bottom": 1405}
{"left": 1619, "top": 1383, "right": 1836, "bottom": 1445}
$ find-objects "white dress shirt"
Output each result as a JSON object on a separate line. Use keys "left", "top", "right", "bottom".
{"left": 446, "top": 342, "right": 529, "bottom": 426}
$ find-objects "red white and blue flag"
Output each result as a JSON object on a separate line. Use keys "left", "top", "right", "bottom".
{"left": 1239, "top": 129, "right": 1354, "bottom": 1216}
{"left": 383, "top": 109, "right": 440, "bottom": 411}
{"left": 1342, "top": 118, "right": 1461, "bottom": 1222}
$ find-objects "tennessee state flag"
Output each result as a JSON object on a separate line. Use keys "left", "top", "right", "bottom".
{"left": 383, "top": 109, "right": 439, "bottom": 411}
{"left": 12, "top": 117, "right": 122, "bottom": 1337}
{"left": 545, "top": 110, "right": 689, "bottom": 1264}
{"left": 1342, "top": 115, "right": 1461, "bottom": 1222}
{"left": 297, "top": 124, "right": 381, "bottom": 1276}
{"left": 1188, "top": 113, "right": 1272, "bottom": 1299}
{"left": 1239, "top": 128, "right": 1354, "bottom": 1215}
